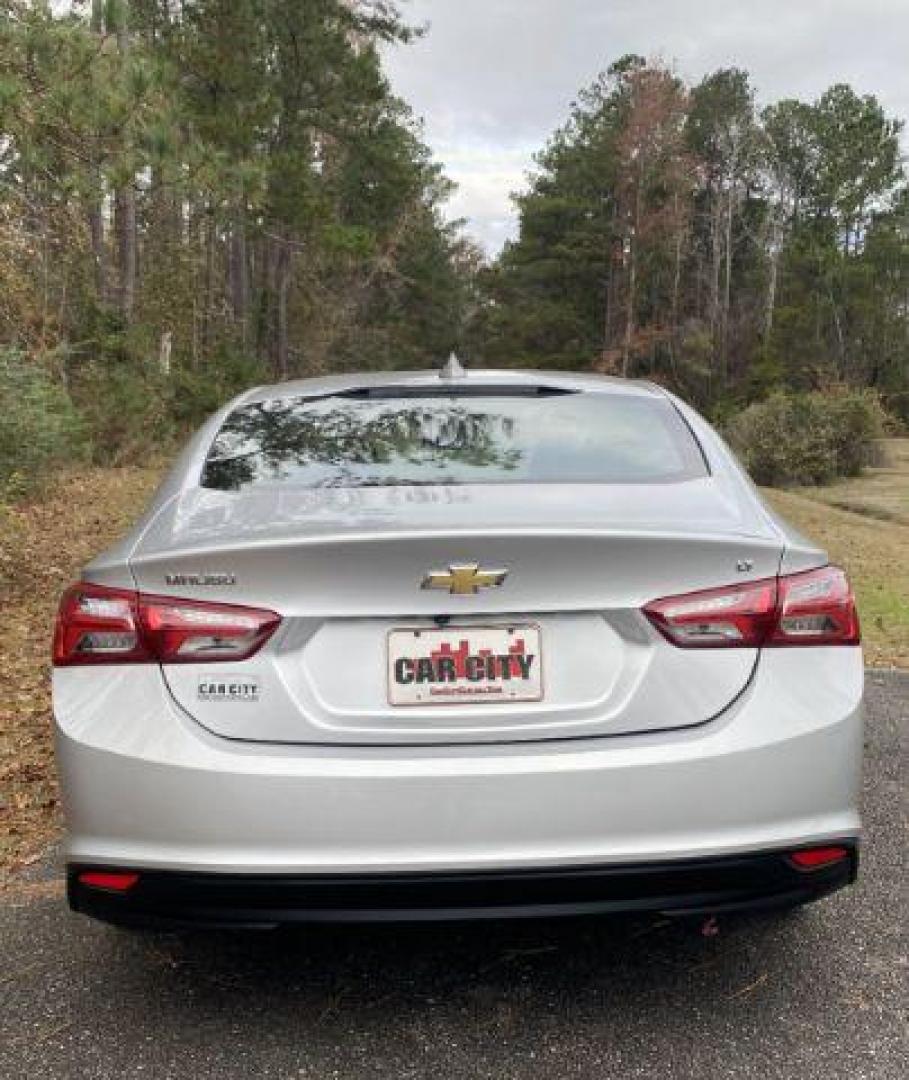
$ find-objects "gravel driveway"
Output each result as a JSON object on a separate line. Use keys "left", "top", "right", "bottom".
{"left": 1, "top": 671, "right": 905, "bottom": 1080}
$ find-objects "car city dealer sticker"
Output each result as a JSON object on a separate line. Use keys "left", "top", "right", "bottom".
{"left": 387, "top": 624, "right": 543, "bottom": 706}
{"left": 198, "top": 676, "right": 261, "bottom": 703}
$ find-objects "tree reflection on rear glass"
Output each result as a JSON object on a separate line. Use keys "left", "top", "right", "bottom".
{"left": 201, "top": 392, "right": 706, "bottom": 491}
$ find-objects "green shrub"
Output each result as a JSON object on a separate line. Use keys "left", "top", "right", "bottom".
{"left": 827, "top": 390, "right": 889, "bottom": 475}
{"left": 0, "top": 351, "right": 86, "bottom": 501}
{"left": 883, "top": 390, "right": 909, "bottom": 429}
{"left": 65, "top": 339, "right": 267, "bottom": 466}
{"left": 69, "top": 361, "right": 176, "bottom": 466}
{"left": 726, "top": 388, "right": 889, "bottom": 487}
{"left": 52, "top": 317, "right": 270, "bottom": 468}
{"left": 169, "top": 346, "right": 267, "bottom": 431}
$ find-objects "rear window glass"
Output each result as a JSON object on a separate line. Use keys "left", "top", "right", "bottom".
{"left": 201, "top": 390, "right": 707, "bottom": 491}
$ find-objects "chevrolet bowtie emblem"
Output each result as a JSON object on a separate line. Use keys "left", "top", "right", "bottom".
{"left": 421, "top": 563, "right": 509, "bottom": 596}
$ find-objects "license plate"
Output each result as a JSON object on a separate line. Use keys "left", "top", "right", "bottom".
{"left": 387, "top": 624, "right": 543, "bottom": 706}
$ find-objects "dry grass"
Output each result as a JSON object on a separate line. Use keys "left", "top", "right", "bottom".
{"left": 763, "top": 438, "right": 909, "bottom": 671}
{"left": 0, "top": 466, "right": 163, "bottom": 876}
{"left": 786, "top": 439, "right": 909, "bottom": 526}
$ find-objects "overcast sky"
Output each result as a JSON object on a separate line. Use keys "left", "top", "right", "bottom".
{"left": 382, "top": 0, "right": 909, "bottom": 254}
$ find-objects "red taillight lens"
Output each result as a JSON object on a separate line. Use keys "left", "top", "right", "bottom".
{"left": 768, "top": 567, "right": 860, "bottom": 646}
{"left": 139, "top": 595, "right": 281, "bottom": 663}
{"left": 53, "top": 583, "right": 280, "bottom": 666}
{"left": 644, "top": 566, "right": 860, "bottom": 649}
{"left": 643, "top": 579, "right": 779, "bottom": 648}
{"left": 77, "top": 870, "right": 140, "bottom": 892}
{"left": 788, "top": 846, "right": 850, "bottom": 871}
{"left": 53, "top": 584, "right": 151, "bottom": 665}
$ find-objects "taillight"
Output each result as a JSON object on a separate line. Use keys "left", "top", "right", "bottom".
{"left": 768, "top": 566, "right": 860, "bottom": 646}
{"left": 643, "top": 566, "right": 860, "bottom": 649}
{"left": 53, "top": 583, "right": 280, "bottom": 666}
{"left": 139, "top": 595, "right": 280, "bottom": 662}
{"left": 643, "top": 579, "right": 778, "bottom": 648}
{"left": 53, "top": 584, "right": 151, "bottom": 665}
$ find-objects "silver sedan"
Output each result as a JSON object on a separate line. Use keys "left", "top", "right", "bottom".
{"left": 53, "top": 367, "right": 863, "bottom": 927}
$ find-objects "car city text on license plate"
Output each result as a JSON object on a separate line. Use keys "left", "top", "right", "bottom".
{"left": 387, "top": 624, "right": 543, "bottom": 706}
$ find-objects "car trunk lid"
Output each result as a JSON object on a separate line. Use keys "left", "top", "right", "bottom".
{"left": 127, "top": 482, "right": 783, "bottom": 745}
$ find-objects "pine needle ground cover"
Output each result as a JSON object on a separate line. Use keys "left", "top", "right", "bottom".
{"left": 1, "top": 452, "right": 906, "bottom": 875}
{"left": 0, "top": 467, "right": 162, "bottom": 876}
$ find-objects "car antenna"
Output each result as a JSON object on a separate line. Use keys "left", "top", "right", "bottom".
{"left": 440, "top": 352, "right": 467, "bottom": 380}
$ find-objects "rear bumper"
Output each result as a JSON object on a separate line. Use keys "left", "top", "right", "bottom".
{"left": 68, "top": 845, "right": 858, "bottom": 928}
{"left": 54, "top": 649, "right": 864, "bottom": 881}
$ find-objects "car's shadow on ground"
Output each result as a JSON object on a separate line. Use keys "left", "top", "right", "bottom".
{"left": 108, "top": 906, "right": 817, "bottom": 1032}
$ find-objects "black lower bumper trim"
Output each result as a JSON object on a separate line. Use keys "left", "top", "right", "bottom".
{"left": 68, "top": 844, "right": 858, "bottom": 929}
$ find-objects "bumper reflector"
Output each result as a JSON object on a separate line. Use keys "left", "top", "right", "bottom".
{"left": 788, "top": 846, "right": 850, "bottom": 871}
{"left": 78, "top": 871, "right": 140, "bottom": 892}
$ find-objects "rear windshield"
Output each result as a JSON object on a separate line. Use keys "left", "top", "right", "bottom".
{"left": 201, "top": 389, "right": 707, "bottom": 491}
